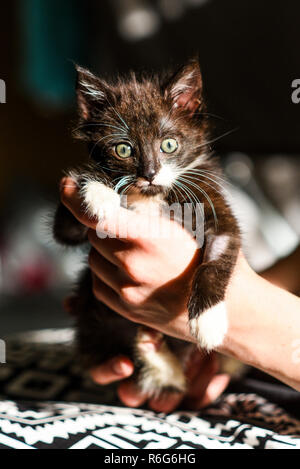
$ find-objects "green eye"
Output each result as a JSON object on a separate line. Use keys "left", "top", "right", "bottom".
{"left": 115, "top": 143, "right": 132, "bottom": 158}
{"left": 161, "top": 138, "right": 178, "bottom": 154}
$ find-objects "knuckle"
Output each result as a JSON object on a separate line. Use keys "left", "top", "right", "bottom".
{"left": 120, "top": 259, "right": 144, "bottom": 284}
{"left": 119, "top": 259, "right": 136, "bottom": 280}
{"left": 119, "top": 286, "right": 140, "bottom": 307}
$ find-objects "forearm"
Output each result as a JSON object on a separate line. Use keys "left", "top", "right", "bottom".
{"left": 220, "top": 256, "right": 300, "bottom": 390}
{"left": 260, "top": 245, "right": 300, "bottom": 294}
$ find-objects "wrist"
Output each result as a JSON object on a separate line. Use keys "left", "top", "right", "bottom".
{"left": 218, "top": 255, "right": 263, "bottom": 365}
{"left": 218, "top": 254, "right": 300, "bottom": 390}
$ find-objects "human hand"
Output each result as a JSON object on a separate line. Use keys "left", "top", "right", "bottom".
{"left": 60, "top": 176, "right": 200, "bottom": 342}
{"left": 90, "top": 350, "right": 230, "bottom": 412}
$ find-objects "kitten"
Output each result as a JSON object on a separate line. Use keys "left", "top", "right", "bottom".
{"left": 54, "top": 60, "right": 241, "bottom": 396}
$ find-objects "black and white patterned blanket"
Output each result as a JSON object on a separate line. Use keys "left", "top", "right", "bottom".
{"left": 0, "top": 329, "right": 299, "bottom": 449}
{"left": 1, "top": 398, "right": 300, "bottom": 449}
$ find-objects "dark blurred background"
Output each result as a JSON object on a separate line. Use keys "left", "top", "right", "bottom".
{"left": 0, "top": 0, "right": 299, "bottom": 337}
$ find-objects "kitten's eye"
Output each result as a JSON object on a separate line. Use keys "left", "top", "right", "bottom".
{"left": 161, "top": 138, "right": 178, "bottom": 154}
{"left": 115, "top": 143, "right": 132, "bottom": 158}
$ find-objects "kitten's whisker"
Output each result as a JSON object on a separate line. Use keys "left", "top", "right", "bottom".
{"left": 170, "top": 187, "right": 179, "bottom": 205}
{"left": 112, "top": 175, "right": 127, "bottom": 183}
{"left": 195, "top": 112, "right": 226, "bottom": 122}
{"left": 74, "top": 123, "right": 127, "bottom": 134}
{"left": 99, "top": 133, "right": 128, "bottom": 142}
{"left": 177, "top": 176, "right": 218, "bottom": 229}
{"left": 172, "top": 181, "right": 189, "bottom": 205}
{"left": 100, "top": 121, "right": 128, "bottom": 134}
{"left": 97, "top": 165, "right": 122, "bottom": 174}
{"left": 111, "top": 108, "right": 129, "bottom": 132}
{"left": 184, "top": 170, "right": 232, "bottom": 191}
{"left": 181, "top": 174, "right": 224, "bottom": 196}
{"left": 114, "top": 175, "right": 134, "bottom": 194}
{"left": 102, "top": 96, "right": 129, "bottom": 131}
{"left": 122, "top": 182, "right": 135, "bottom": 196}
{"left": 186, "top": 168, "right": 231, "bottom": 185}
{"left": 173, "top": 181, "right": 197, "bottom": 208}
{"left": 177, "top": 180, "right": 202, "bottom": 208}
{"left": 114, "top": 178, "right": 131, "bottom": 191}
{"left": 176, "top": 181, "right": 206, "bottom": 222}
{"left": 195, "top": 127, "right": 239, "bottom": 150}
{"left": 183, "top": 172, "right": 227, "bottom": 194}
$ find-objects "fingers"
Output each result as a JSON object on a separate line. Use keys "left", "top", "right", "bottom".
{"left": 89, "top": 247, "right": 130, "bottom": 294}
{"left": 148, "top": 392, "right": 184, "bottom": 413}
{"left": 90, "top": 356, "right": 148, "bottom": 408}
{"left": 184, "top": 351, "right": 230, "bottom": 409}
{"left": 88, "top": 229, "right": 137, "bottom": 269}
{"left": 118, "top": 380, "right": 148, "bottom": 408}
{"left": 91, "top": 274, "right": 130, "bottom": 317}
{"left": 60, "top": 177, "right": 98, "bottom": 230}
{"left": 185, "top": 352, "right": 219, "bottom": 402}
{"left": 185, "top": 349, "right": 208, "bottom": 383}
{"left": 183, "top": 350, "right": 217, "bottom": 405}
{"left": 118, "top": 380, "right": 184, "bottom": 412}
{"left": 90, "top": 356, "right": 134, "bottom": 385}
{"left": 194, "top": 374, "right": 230, "bottom": 409}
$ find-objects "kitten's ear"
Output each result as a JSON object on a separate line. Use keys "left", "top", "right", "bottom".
{"left": 75, "top": 65, "right": 110, "bottom": 120}
{"left": 164, "top": 60, "right": 203, "bottom": 115}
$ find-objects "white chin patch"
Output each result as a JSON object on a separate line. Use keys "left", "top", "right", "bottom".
{"left": 152, "top": 164, "right": 176, "bottom": 188}
{"left": 190, "top": 301, "right": 228, "bottom": 351}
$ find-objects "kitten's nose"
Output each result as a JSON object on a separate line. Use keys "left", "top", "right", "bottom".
{"left": 144, "top": 168, "right": 156, "bottom": 183}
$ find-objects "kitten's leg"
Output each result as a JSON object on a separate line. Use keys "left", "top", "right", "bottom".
{"left": 188, "top": 233, "right": 240, "bottom": 351}
{"left": 53, "top": 202, "right": 88, "bottom": 245}
{"left": 134, "top": 327, "right": 187, "bottom": 396}
{"left": 74, "top": 268, "right": 139, "bottom": 368}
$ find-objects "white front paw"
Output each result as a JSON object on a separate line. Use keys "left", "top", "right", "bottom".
{"left": 189, "top": 302, "right": 228, "bottom": 351}
{"left": 81, "top": 180, "right": 120, "bottom": 220}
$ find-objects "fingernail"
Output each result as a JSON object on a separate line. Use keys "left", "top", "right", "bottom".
{"left": 59, "top": 177, "right": 67, "bottom": 192}
{"left": 112, "top": 359, "right": 132, "bottom": 376}
{"left": 150, "top": 393, "right": 180, "bottom": 413}
{"left": 60, "top": 177, "right": 77, "bottom": 192}
{"left": 137, "top": 341, "right": 157, "bottom": 353}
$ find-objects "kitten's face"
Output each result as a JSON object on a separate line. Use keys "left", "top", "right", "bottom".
{"left": 75, "top": 61, "right": 209, "bottom": 198}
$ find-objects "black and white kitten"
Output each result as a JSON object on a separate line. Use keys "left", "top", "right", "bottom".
{"left": 54, "top": 60, "right": 241, "bottom": 396}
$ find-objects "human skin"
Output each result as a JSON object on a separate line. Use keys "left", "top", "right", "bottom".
{"left": 260, "top": 245, "right": 300, "bottom": 295}
{"left": 61, "top": 177, "right": 300, "bottom": 410}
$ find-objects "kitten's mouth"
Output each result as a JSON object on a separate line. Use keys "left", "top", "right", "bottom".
{"left": 130, "top": 178, "right": 165, "bottom": 197}
{"left": 139, "top": 184, "right": 165, "bottom": 196}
